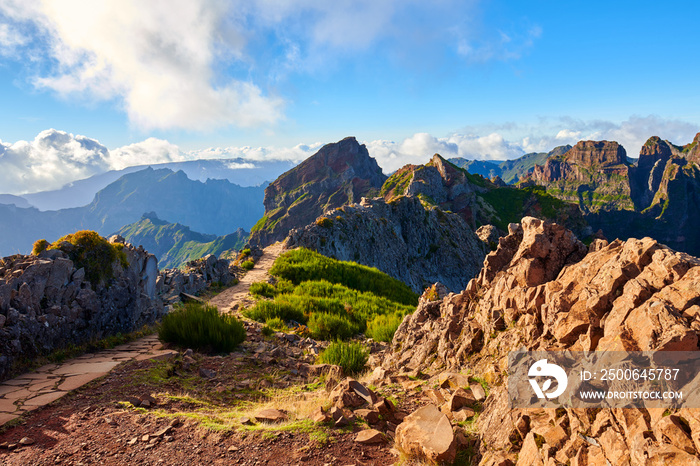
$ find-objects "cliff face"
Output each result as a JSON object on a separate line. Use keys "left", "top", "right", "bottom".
{"left": 528, "top": 140, "right": 634, "bottom": 212}
{"left": 284, "top": 195, "right": 487, "bottom": 293}
{"left": 0, "top": 237, "right": 165, "bottom": 381}
{"left": 383, "top": 217, "right": 700, "bottom": 464}
{"left": 249, "top": 137, "right": 387, "bottom": 247}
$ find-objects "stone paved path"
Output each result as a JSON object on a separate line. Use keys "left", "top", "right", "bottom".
{"left": 0, "top": 334, "right": 177, "bottom": 427}
{"left": 209, "top": 242, "right": 285, "bottom": 314}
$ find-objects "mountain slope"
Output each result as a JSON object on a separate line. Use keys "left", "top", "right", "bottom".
{"left": 285, "top": 196, "right": 487, "bottom": 293}
{"left": 249, "top": 136, "right": 387, "bottom": 247}
{"left": 382, "top": 154, "right": 587, "bottom": 236}
{"left": 0, "top": 167, "right": 263, "bottom": 256}
{"left": 116, "top": 212, "right": 247, "bottom": 269}
{"left": 447, "top": 145, "right": 571, "bottom": 184}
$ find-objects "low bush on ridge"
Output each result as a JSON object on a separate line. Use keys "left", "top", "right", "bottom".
{"left": 159, "top": 302, "right": 245, "bottom": 352}
{"left": 318, "top": 341, "right": 369, "bottom": 375}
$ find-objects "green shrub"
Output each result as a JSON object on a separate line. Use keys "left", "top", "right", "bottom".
{"left": 48, "top": 230, "right": 128, "bottom": 285}
{"left": 250, "top": 281, "right": 276, "bottom": 298}
{"left": 32, "top": 239, "right": 50, "bottom": 255}
{"left": 270, "top": 248, "right": 418, "bottom": 306}
{"left": 308, "top": 313, "right": 361, "bottom": 340}
{"left": 159, "top": 302, "right": 246, "bottom": 353}
{"left": 316, "top": 217, "right": 334, "bottom": 228}
{"left": 261, "top": 325, "right": 275, "bottom": 337}
{"left": 265, "top": 317, "right": 288, "bottom": 331}
{"left": 366, "top": 313, "right": 404, "bottom": 342}
{"left": 241, "top": 260, "right": 255, "bottom": 270}
{"left": 318, "top": 341, "right": 369, "bottom": 375}
{"left": 241, "top": 248, "right": 251, "bottom": 257}
{"left": 243, "top": 300, "right": 307, "bottom": 324}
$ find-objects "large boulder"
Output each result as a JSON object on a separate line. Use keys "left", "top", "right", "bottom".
{"left": 395, "top": 404, "right": 456, "bottom": 464}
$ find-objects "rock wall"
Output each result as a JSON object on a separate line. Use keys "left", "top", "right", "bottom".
{"left": 0, "top": 237, "right": 165, "bottom": 381}
{"left": 383, "top": 217, "right": 700, "bottom": 464}
{"left": 284, "top": 196, "right": 487, "bottom": 293}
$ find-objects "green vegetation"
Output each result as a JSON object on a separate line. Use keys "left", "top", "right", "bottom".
{"left": 241, "top": 260, "right": 255, "bottom": 270}
{"left": 244, "top": 249, "right": 417, "bottom": 341}
{"left": 270, "top": 248, "right": 417, "bottom": 306}
{"left": 250, "top": 281, "right": 277, "bottom": 298}
{"left": 31, "top": 238, "right": 49, "bottom": 255}
{"left": 315, "top": 217, "right": 334, "bottom": 228}
{"left": 318, "top": 341, "right": 369, "bottom": 375}
{"left": 380, "top": 169, "right": 413, "bottom": 197}
{"left": 45, "top": 230, "right": 128, "bottom": 285}
{"left": 159, "top": 302, "right": 246, "bottom": 353}
{"left": 365, "top": 313, "right": 404, "bottom": 342}
{"left": 479, "top": 186, "right": 572, "bottom": 231}
{"left": 250, "top": 215, "right": 269, "bottom": 234}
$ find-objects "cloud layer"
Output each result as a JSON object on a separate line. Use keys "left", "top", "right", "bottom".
{"left": 2, "top": 116, "right": 696, "bottom": 195}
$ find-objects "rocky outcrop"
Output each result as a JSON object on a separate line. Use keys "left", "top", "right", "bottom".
{"left": 249, "top": 137, "right": 387, "bottom": 247}
{"left": 158, "top": 254, "right": 238, "bottom": 304}
{"left": 0, "top": 237, "right": 165, "bottom": 381}
{"left": 284, "top": 195, "right": 487, "bottom": 293}
{"left": 382, "top": 217, "right": 700, "bottom": 464}
{"left": 395, "top": 404, "right": 457, "bottom": 463}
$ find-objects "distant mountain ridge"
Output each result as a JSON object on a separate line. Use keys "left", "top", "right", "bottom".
{"left": 448, "top": 145, "right": 571, "bottom": 184}
{"left": 116, "top": 212, "right": 247, "bottom": 269}
{"left": 18, "top": 158, "right": 295, "bottom": 211}
{"left": 0, "top": 167, "right": 263, "bottom": 256}
{"left": 525, "top": 133, "right": 700, "bottom": 256}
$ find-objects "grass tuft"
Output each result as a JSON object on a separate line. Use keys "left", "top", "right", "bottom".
{"left": 159, "top": 302, "right": 245, "bottom": 352}
{"left": 318, "top": 341, "right": 368, "bottom": 375}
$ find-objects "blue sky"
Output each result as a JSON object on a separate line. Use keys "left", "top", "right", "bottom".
{"left": 0, "top": 0, "right": 699, "bottom": 193}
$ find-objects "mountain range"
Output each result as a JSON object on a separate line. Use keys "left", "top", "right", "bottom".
{"left": 17, "top": 158, "right": 295, "bottom": 211}
{"left": 0, "top": 167, "right": 264, "bottom": 256}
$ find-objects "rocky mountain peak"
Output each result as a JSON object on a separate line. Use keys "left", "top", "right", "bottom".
{"left": 686, "top": 132, "right": 700, "bottom": 164}
{"left": 564, "top": 140, "right": 627, "bottom": 167}
{"left": 250, "top": 137, "right": 387, "bottom": 247}
{"left": 638, "top": 136, "right": 676, "bottom": 171}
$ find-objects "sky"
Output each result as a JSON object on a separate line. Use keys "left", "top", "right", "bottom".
{"left": 0, "top": 0, "right": 699, "bottom": 194}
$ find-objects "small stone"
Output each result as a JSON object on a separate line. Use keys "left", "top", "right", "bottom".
{"left": 375, "top": 398, "right": 395, "bottom": 415}
{"left": 311, "top": 407, "right": 331, "bottom": 424}
{"left": 228, "top": 445, "right": 239, "bottom": 452}
{"left": 354, "top": 409, "right": 380, "bottom": 425}
{"left": 334, "top": 415, "right": 350, "bottom": 428}
{"left": 149, "top": 438, "right": 159, "bottom": 445}
{"left": 125, "top": 396, "right": 141, "bottom": 407}
{"left": 141, "top": 435, "right": 150, "bottom": 443}
{"left": 169, "top": 418, "right": 181, "bottom": 428}
{"left": 199, "top": 367, "right": 216, "bottom": 379}
{"left": 254, "top": 408, "right": 287, "bottom": 424}
{"left": 452, "top": 408, "right": 476, "bottom": 423}
{"left": 239, "top": 417, "right": 254, "bottom": 426}
{"left": 355, "top": 429, "right": 386, "bottom": 445}
{"left": 0, "top": 442, "right": 9, "bottom": 449}
{"left": 155, "top": 426, "right": 173, "bottom": 437}
{"left": 140, "top": 399, "right": 151, "bottom": 408}
{"left": 127, "top": 437, "right": 138, "bottom": 446}
{"left": 183, "top": 349, "right": 194, "bottom": 357}
{"left": 469, "top": 383, "right": 486, "bottom": 401}
{"left": 19, "top": 437, "right": 34, "bottom": 446}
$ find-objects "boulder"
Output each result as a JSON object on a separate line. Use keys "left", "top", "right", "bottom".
{"left": 395, "top": 404, "right": 456, "bottom": 464}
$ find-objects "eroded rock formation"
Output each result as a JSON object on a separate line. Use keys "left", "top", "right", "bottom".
{"left": 383, "top": 216, "right": 700, "bottom": 464}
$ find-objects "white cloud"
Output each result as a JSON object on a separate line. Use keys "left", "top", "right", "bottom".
{"left": 2, "top": 0, "right": 283, "bottom": 131}
{"left": 0, "top": 129, "right": 110, "bottom": 194}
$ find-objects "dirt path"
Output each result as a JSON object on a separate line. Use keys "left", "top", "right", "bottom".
{"left": 208, "top": 242, "right": 286, "bottom": 314}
